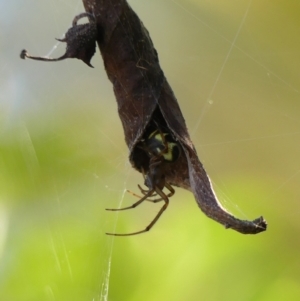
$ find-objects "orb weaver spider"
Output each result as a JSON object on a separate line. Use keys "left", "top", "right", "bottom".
{"left": 106, "top": 128, "right": 181, "bottom": 236}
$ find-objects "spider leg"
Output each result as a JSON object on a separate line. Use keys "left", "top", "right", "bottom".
{"left": 127, "top": 189, "right": 164, "bottom": 203}
{"left": 106, "top": 187, "right": 169, "bottom": 236}
{"left": 137, "top": 182, "right": 175, "bottom": 203}
{"left": 126, "top": 189, "right": 157, "bottom": 201}
{"left": 138, "top": 184, "right": 149, "bottom": 195}
{"left": 164, "top": 183, "right": 175, "bottom": 198}
{"left": 106, "top": 189, "right": 155, "bottom": 212}
{"left": 137, "top": 184, "right": 159, "bottom": 198}
{"left": 126, "top": 180, "right": 172, "bottom": 203}
{"left": 149, "top": 183, "right": 175, "bottom": 202}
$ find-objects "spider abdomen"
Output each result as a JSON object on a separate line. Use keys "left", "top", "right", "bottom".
{"left": 146, "top": 130, "right": 181, "bottom": 163}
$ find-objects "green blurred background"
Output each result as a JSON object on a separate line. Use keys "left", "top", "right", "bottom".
{"left": 1, "top": 0, "right": 300, "bottom": 300}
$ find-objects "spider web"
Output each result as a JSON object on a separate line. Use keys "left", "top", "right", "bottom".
{"left": 1, "top": 0, "right": 300, "bottom": 300}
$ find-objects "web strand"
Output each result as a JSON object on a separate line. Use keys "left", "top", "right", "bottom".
{"left": 191, "top": 0, "right": 253, "bottom": 134}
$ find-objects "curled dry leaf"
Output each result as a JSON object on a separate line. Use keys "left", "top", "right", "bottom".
{"left": 20, "top": 0, "right": 267, "bottom": 235}
{"left": 82, "top": 0, "right": 266, "bottom": 235}
{"left": 20, "top": 12, "right": 97, "bottom": 67}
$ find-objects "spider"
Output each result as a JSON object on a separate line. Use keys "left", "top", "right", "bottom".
{"left": 106, "top": 128, "right": 181, "bottom": 236}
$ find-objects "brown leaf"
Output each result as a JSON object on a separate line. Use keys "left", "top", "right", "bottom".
{"left": 20, "top": 12, "right": 97, "bottom": 67}
{"left": 83, "top": 0, "right": 267, "bottom": 234}
{"left": 21, "top": 0, "right": 267, "bottom": 235}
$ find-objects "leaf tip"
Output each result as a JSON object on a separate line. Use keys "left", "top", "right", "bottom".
{"left": 20, "top": 49, "right": 28, "bottom": 59}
